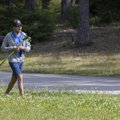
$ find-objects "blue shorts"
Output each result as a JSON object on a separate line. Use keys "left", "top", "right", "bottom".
{"left": 9, "top": 62, "right": 24, "bottom": 77}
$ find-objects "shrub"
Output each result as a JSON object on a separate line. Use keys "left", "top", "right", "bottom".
{"left": 0, "top": 6, "right": 55, "bottom": 42}
{"left": 68, "top": 6, "right": 78, "bottom": 28}
{"left": 22, "top": 10, "right": 55, "bottom": 42}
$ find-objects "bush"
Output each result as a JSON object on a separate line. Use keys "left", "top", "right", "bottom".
{"left": 22, "top": 10, "right": 55, "bottom": 41}
{"left": 49, "top": 0, "right": 61, "bottom": 18}
{"left": 90, "top": 16, "right": 101, "bottom": 25}
{"left": 0, "top": 6, "right": 55, "bottom": 42}
{"left": 68, "top": 6, "right": 78, "bottom": 28}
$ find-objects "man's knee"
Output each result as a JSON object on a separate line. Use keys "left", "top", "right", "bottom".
{"left": 17, "top": 74, "right": 23, "bottom": 81}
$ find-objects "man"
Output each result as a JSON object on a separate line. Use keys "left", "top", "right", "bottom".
{"left": 1, "top": 19, "right": 31, "bottom": 96}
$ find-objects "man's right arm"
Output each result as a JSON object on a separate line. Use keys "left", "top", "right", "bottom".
{"left": 1, "top": 34, "right": 14, "bottom": 52}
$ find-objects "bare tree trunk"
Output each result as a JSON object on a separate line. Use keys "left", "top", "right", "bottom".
{"left": 42, "top": 0, "right": 51, "bottom": 9}
{"left": 25, "top": 0, "right": 36, "bottom": 12}
{"left": 74, "top": 0, "right": 90, "bottom": 47}
{"left": 61, "top": 0, "right": 73, "bottom": 20}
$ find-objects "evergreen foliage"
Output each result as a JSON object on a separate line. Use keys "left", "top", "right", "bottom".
{"left": 0, "top": 1, "right": 55, "bottom": 42}
{"left": 69, "top": 0, "right": 120, "bottom": 28}
{"left": 90, "top": 0, "right": 120, "bottom": 24}
{"left": 22, "top": 10, "right": 55, "bottom": 41}
{"left": 0, "top": 0, "right": 120, "bottom": 39}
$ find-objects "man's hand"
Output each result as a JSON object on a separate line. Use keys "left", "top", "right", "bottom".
{"left": 13, "top": 46, "right": 19, "bottom": 52}
{"left": 13, "top": 45, "right": 25, "bottom": 52}
{"left": 19, "top": 45, "right": 25, "bottom": 51}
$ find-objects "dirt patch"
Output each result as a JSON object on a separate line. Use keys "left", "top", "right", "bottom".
{"left": 30, "top": 26, "right": 120, "bottom": 56}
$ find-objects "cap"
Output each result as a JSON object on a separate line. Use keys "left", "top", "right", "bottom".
{"left": 12, "top": 19, "right": 22, "bottom": 27}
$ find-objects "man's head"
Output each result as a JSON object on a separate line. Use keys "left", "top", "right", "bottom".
{"left": 12, "top": 19, "right": 22, "bottom": 27}
{"left": 12, "top": 19, "right": 22, "bottom": 34}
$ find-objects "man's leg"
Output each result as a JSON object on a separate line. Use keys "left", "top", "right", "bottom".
{"left": 17, "top": 74, "right": 24, "bottom": 96}
{"left": 8, "top": 62, "right": 24, "bottom": 96}
{"left": 5, "top": 75, "right": 17, "bottom": 94}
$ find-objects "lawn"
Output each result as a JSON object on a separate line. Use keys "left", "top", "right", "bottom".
{"left": 0, "top": 88, "right": 120, "bottom": 120}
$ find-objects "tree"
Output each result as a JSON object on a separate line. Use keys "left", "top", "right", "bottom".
{"left": 61, "top": 0, "right": 73, "bottom": 20}
{"left": 74, "top": 0, "right": 90, "bottom": 47}
{"left": 25, "top": 0, "right": 36, "bottom": 12}
{"left": 0, "top": 0, "right": 15, "bottom": 6}
{"left": 42, "top": 0, "right": 51, "bottom": 9}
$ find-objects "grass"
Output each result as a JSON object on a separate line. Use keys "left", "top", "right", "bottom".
{"left": 0, "top": 88, "right": 120, "bottom": 120}
{"left": 1, "top": 26, "right": 120, "bottom": 76}
{"left": 24, "top": 54, "right": 120, "bottom": 76}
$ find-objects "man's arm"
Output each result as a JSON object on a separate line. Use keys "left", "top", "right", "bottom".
{"left": 19, "top": 39, "right": 31, "bottom": 53}
{"left": 1, "top": 34, "right": 15, "bottom": 52}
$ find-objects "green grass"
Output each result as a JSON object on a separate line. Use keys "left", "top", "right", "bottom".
{"left": 24, "top": 54, "right": 120, "bottom": 76}
{"left": 0, "top": 88, "right": 120, "bottom": 120}
{"left": 1, "top": 53, "right": 120, "bottom": 76}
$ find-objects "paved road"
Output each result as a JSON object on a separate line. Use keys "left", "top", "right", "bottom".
{"left": 0, "top": 71, "right": 120, "bottom": 95}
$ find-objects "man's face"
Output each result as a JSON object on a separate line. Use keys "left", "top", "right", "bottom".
{"left": 13, "top": 26, "right": 22, "bottom": 34}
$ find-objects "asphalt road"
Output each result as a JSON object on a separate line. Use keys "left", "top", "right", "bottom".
{"left": 0, "top": 71, "right": 120, "bottom": 95}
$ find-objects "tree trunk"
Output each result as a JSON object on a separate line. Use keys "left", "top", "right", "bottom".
{"left": 75, "top": 0, "right": 90, "bottom": 47}
{"left": 61, "top": 0, "right": 73, "bottom": 20}
{"left": 25, "top": 0, "right": 36, "bottom": 12}
{"left": 75, "top": 0, "right": 79, "bottom": 4}
{"left": 42, "top": 0, "right": 51, "bottom": 9}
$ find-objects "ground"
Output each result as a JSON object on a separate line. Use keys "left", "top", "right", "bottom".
{"left": 31, "top": 26, "right": 120, "bottom": 56}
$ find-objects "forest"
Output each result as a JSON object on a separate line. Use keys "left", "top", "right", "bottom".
{"left": 0, "top": 0, "right": 120, "bottom": 43}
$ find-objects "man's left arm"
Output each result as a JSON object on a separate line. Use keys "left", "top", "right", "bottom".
{"left": 19, "top": 41, "right": 31, "bottom": 53}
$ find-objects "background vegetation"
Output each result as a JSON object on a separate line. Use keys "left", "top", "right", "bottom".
{"left": 0, "top": 0, "right": 55, "bottom": 41}
{"left": 0, "top": 0, "right": 120, "bottom": 40}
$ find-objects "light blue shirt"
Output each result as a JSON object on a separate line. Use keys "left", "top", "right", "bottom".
{"left": 1, "top": 31, "right": 31, "bottom": 62}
